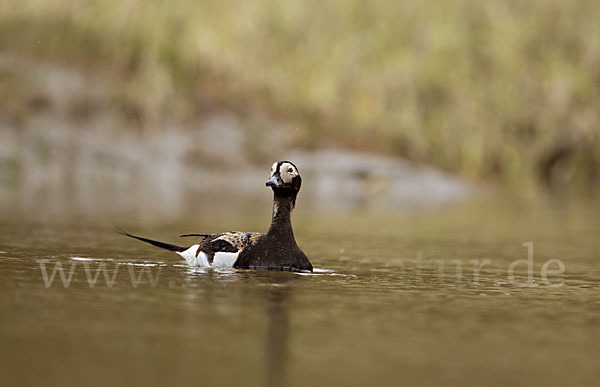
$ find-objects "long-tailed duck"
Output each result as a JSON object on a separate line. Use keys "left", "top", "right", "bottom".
{"left": 118, "top": 161, "right": 312, "bottom": 272}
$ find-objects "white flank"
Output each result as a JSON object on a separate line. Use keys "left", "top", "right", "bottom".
{"left": 176, "top": 245, "right": 203, "bottom": 266}
{"left": 176, "top": 245, "right": 238, "bottom": 268}
{"left": 211, "top": 252, "right": 239, "bottom": 268}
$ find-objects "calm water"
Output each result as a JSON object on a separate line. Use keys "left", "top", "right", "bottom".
{"left": 1, "top": 200, "right": 599, "bottom": 386}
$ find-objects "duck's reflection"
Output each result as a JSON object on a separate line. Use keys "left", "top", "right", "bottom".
{"left": 264, "top": 279, "right": 291, "bottom": 387}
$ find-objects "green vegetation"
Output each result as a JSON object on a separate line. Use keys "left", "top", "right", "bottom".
{"left": 2, "top": 0, "right": 599, "bottom": 193}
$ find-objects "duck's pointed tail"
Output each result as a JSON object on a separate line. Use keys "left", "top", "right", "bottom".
{"left": 113, "top": 224, "right": 188, "bottom": 253}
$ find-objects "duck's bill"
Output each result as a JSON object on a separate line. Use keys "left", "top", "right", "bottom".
{"left": 266, "top": 175, "right": 284, "bottom": 188}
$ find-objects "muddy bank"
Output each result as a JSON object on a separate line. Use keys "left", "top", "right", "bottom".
{"left": 0, "top": 59, "right": 474, "bottom": 219}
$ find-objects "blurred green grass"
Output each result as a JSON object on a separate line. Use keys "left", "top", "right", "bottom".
{"left": 1, "top": 0, "right": 599, "bottom": 193}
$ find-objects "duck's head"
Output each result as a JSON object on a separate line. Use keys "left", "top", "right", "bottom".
{"left": 266, "top": 161, "right": 302, "bottom": 195}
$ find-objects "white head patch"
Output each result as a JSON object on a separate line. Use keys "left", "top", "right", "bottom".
{"left": 279, "top": 162, "right": 298, "bottom": 183}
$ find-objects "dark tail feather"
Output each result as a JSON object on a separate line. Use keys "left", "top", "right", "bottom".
{"left": 179, "top": 233, "right": 210, "bottom": 238}
{"left": 113, "top": 223, "right": 188, "bottom": 253}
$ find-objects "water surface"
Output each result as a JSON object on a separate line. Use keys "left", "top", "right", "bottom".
{"left": 1, "top": 200, "right": 599, "bottom": 386}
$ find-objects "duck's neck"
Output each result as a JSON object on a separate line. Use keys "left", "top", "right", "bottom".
{"left": 267, "top": 192, "right": 296, "bottom": 239}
